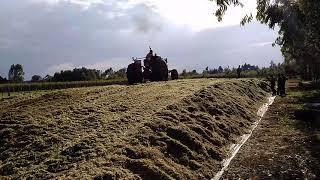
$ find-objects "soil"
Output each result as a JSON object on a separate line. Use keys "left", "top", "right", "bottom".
{"left": 222, "top": 81, "right": 320, "bottom": 179}
{"left": 0, "top": 79, "right": 270, "bottom": 179}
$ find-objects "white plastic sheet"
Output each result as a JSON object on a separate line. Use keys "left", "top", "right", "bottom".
{"left": 212, "top": 96, "right": 276, "bottom": 180}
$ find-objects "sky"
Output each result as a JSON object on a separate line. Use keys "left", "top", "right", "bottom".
{"left": 0, "top": 0, "right": 283, "bottom": 80}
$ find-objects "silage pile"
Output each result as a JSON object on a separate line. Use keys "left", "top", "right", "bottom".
{"left": 0, "top": 79, "right": 270, "bottom": 179}
{"left": 96, "top": 80, "right": 270, "bottom": 179}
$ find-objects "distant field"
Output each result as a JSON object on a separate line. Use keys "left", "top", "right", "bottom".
{"left": 0, "top": 74, "right": 265, "bottom": 96}
{"left": 0, "top": 78, "right": 127, "bottom": 95}
{"left": 0, "top": 78, "right": 270, "bottom": 179}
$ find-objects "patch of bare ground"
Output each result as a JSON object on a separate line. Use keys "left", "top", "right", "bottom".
{"left": 222, "top": 81, "right": 320, "bottom": 179}
{"left": 0, "top": 79, "right": 270, "bottom": 179}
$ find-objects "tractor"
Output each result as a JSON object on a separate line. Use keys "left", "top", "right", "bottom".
{"left": 127, "top": 54, "right": 170, "bottom": 85}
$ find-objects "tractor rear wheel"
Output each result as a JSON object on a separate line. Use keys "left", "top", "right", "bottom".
{"left": 151, "top": 60, "right": 168, "bottom": 81}
{"left": 127, "top": 63, "right": 143, "bottom": 85}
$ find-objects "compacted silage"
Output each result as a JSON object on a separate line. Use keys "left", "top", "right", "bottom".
{"left": 0, "top": 79, "right": 270, "bottom": 179}
{"left": 95, "top": 79, "right": 271, "bottom": 179}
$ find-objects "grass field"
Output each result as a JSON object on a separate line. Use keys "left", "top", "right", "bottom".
{"left": 0, "top": 78, "right": 127, "bottom": 95}
{"left": 0, "top": 78, "right": 271, "bottom": 179}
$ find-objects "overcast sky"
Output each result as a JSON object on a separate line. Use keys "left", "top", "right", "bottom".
{"left": 0, "top": 0, "right": 282, "bottom": 79}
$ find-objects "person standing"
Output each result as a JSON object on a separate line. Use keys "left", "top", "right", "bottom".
{"left": 146, "top": 47, "right": 153, "bottom": 60}
{"left": 144, "top": 47, "right": 153, "bottom": 70}
{"left": 277, "top": 73, "right": 282, "bottom": 96}
{"left": 281, "top": 74, "right": 288, "bottom": 96}
{"left": 270, "top": 75, "right": 276, "bottom": 95}
{"left": 237, "top": 65, "right": 242, "bottom": 78}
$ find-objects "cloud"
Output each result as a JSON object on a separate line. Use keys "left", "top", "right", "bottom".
{"left": 31, "top": 0, "right": 104, "bottom": 7}
{"left": 84, "top": 58, "right": 129, "bottom": 70}
{"left": 131, "top": 4, "right": 163, "bottom": 33}
{"left": 250, "top": 41, "right": 273, "bottom": 47}
{"left": 47, "top": 63, "right": 75, "bottom": 75}
{"left": 47, "top": 58, "right": 129, "bottom": 75}
{"left": 0, "top": 0, "right": 283, "bottom": 80}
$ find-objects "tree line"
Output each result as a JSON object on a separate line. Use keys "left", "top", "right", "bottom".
{"left": 0, "top": 64, "right": 127, "bottom": 84}
{"left": 48, "top": 67, "right": 127, "bottom": 82}
{"left": 0, "top": 61, "right": 296, "bottom": 84}
{"left": 179, "top": 61, "right": 289, "bottom": 79}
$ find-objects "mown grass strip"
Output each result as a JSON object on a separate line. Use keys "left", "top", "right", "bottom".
{"left": 0, "top": 79, "right": 127, "bottom": 94}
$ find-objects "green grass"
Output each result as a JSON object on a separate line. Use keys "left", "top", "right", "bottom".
{"left": 0, "top": 78, "right": 127, "bottom": 94}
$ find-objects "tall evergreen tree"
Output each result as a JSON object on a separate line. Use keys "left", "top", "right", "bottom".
{"left": 8, "top": 64, "right": 24, "bottom": 83}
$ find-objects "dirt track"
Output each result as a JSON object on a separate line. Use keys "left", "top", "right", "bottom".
{"left": 0, "top": 79, "right": 270, "bottom": 179}
{"left": 222, "top": 83, "right": 320, "bottom": 179}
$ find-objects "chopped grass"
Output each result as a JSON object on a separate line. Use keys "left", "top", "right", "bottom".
{"left": 0, "top": 79, "right": 271, "bottom": 179}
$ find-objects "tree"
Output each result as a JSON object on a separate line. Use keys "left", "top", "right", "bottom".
{"left": 109, "top": 68, "right": 126, "bottom": 79}
{"left": 105, "top": 68, "right": 113, "bottom": 75}
{"left": 224, "top": 66, "right": 231, "bottom": 74}
{"left": 191, "top": 70, "right": 198, "bottom": 75}
{"left": 241, "top": 63, "right": 259, "bottom": 71}
{"left": 210, "top": 0, "right": 244, "bottom": 21}
{"left": 31, "top": 75, "right": 42, "bottom": 82}
{"left": 8, "top": 64, "right": 24, "bottom": 83}
{"left": 181, "top": 69, "right": 187, "bottom": 76}
{"left": 50, "top": 67, "right": 103, "bottom": 82}
{"left": 203, "top": 66, "right": 209, "bottom": 75}
{"left": 43, "top": 75, "right": 53, "bottom": 81}
{"left": 0, "top": 76, "right": 8, "bottom": 83}
{"left": 211, "top": 0, "right": 320, "bottom": 80}
{"left": 251, "top": 0, "right": 319, "bottom": 80}
{"left": 218, "top": 66, "right": 224, "bottom": 73}
{"left": 102, "top": 68, "right": 114, "bottom": 79}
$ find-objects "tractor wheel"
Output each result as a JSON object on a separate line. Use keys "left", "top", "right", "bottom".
{"left": 127, "top": 63, "right": 143, "bottom": 85}
{"left": 170, "top": 69, "right": 179, "bottom": 80}
{"left": 151, "top": 60, "right": 168, "bottom": 81}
